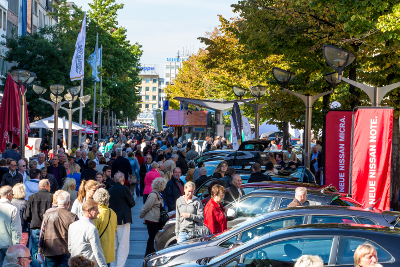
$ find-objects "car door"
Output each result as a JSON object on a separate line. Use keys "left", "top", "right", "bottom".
{"left": 229, "top": 196, "right": 275, "bottom": 228}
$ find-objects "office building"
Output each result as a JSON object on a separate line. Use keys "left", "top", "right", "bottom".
{"left": 164, "top": 56, "right": 189, "bottom": 86}
{"left": 137, "top": 64, "right": 160, "bottom": 111}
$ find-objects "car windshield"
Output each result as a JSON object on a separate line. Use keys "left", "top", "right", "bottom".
{"left": 210, "top": 216, "right": 266, "bottom": 241}
{"left": 330, "top": 196, "right": 362, "bottom": 207}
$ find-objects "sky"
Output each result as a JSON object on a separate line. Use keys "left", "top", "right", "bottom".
{"left": 76, "top": 0, "right": 239, "bottom": 77}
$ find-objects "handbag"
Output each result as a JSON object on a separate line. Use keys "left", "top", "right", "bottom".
{"left": 187, "top": 223, "right": 211, "bottom": 240}
{"left": 153, "top": 192, "right": 169, "bottom": 229}
{"left": 129, "top": 174, "right": 138, "bottom": 184}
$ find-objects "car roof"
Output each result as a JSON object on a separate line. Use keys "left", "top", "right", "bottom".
{"left": 246, "top": 187, "right": 333, "bottom": 197}
{"left": 269, "top": 205, "right": 388, "bottom": 216}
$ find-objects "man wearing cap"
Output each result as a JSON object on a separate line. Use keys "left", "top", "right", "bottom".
{"left": 2, "top": 144, "right": 22, "bottom": 162}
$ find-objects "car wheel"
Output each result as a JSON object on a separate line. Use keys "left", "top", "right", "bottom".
{"left": 166, "top": 239, "right": 177, "bottom": 247}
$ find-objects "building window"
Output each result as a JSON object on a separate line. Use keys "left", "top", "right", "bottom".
{"left": 3, "top": 11, "right": 5, "bottom": 31}
{"left": 152, "top": 95, "right": 156, "bottom": 100}
{"left": 166, "top": 66, "right": 170, "bottom": 69}
{"left": 159, "top": 89, "right": 162, "bottom": 93}
{"left": 34, "top": 1, "right": 38, "bottom": 15}
{"left": 152, "top": 78, "right": 157, "bottom": 83}
{"left": 145, "top": 104, "right": 149, "bottom": 108}
{"left": 145, "top": 87, "right": 149, "bottom": 91}
{"left": 145, "top": 95, "right": 149, "bottom": 100}
{"left": 152, "top": 104, "right": 156, "bottom": 109}
{"left": 145, "top": 78, "right": 150, "bottom": 83}
{"left": 152, "top": 87, "right": 157, "bottom": 92}
{"left": 32, "top": 25, "right": 37, "bottom": 33}
{"left": 138, "top": 86, "right": 142, "bottom": 92}
{"left": 8, "top": 0, "right": 18, "bottom": 15}
{"left": 138, "top": 104, "right": 142, "bottom": 108}
{"left": 166, "top": 73, "right": 170, "bottom": 78}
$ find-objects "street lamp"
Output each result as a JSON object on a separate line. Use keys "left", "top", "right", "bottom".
{"left": 323, "top": 72, "right": 341, "bottom": 90}
{"left": 232, "top": 86, "right": 247, "bottom": 100}
{"left": 10, "top": 70, "right": 36, "bottom": 158}
{"left": 272, "top": 67, "right": 333, "bottom": 169}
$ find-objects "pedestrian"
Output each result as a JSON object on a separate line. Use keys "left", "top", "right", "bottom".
{"left": 295, "top": 255, "right": 324, "bottom": 267}
{"left": 127, "top": 152, "right": 140, "bottom": 196}
{"left": 139, "top": 155, "right": 153, "bottom": 196}
{"left": 111, "top": 148, "right": 132, "bottom": 183}
{"left": 288, "top": 187, "right": 307, "bottom": 207}
{"left": 212, "top": 161, "right": 228, "bottom": 179}
{"left": 105, "top": 138, "right": 114, "bottom": 153}
{"left": 185, "top": 145, "right": 198, "bottom": 162}
{"left": 354, "top": 242, "right": 378, "bottom": 267}
{"left": 143, "top": 162, "right": 161, "bottom": 203}
{"left": 193, "top": 162, "right": 205, "bottom": 184}
{"left": 108, "top": 172, "right": 135, "bottom": 267}
{"left": 264, "top": 162, "right": 275, "bottom": 177}
{"left": 283, "top": 145, "right": 298, "bottom": 163}
{"left": 204, "top": 184, "right": 227, "bottom": 235}
{"left": 40, "top": 167, "right": 60, "bottom": 194}
{"left": 310, "top": 145, "right": 322, "bottom": 184}
{"left": 81, "top": 161, "right": 98, "bottom": 182}
{"left": 175, "top": 181, "right": 204, "bottom": 243}
{"left": 62, "top": 178, "right": 78, "bottom": 211}
{"left": 185, "top": 160, "right": 196, "bottom": 182}
{"left": 95, "top": 172, "right": 106, "bottom": 188}
{"left": 28, "top": 160, "right": 37, "bottom": 170}
{"left": 106, "top": 151, "right": 116, "bottom": 168}
{"left": 95, "top": 157, "right": 108, "bottom": 173}
{"left": 176, "top": 148, "right": 188, "bottom": 175}
{"left": 68, "top": 199, "right": 107, "bottom": 267}
{"left": 36, "top": 153, "right": 47, "bottom": 170}
{"left": 1, "top": 160, "right": 23, "bottom": 188}
{"left": 37, "top": 191, "right": 78, "bottom": 266}
{"left": 93, "top": 189, "right": 118, "bottom": 265}
{"left": 0, "top": 186, "right": 21, "bottom": 267}
{"left": 163, "top": 154, "right": 177, "bottom": 180}
{"left": 158, "top": 161, "right": 167, "bottom": 180}
{"left": 194, "top": 167, "right": 209, "bottom": 189}
{"left": 140, "top": 178, "right": 167, "bottom": 256}
{"left": 68, "top": 255, "right": 95, "bottom": 267}
{"left": 135, "top": 150, "right": 145, "bottom": 166}
{"left": 45, "top": 190, "right": 62, "bottom": 214}
{"left": 66, "top": 163, "right": 81, "bottom": 192}
{"left": 71, "top": 180, "right": 98, "bottom": 219}
{"left": 248, "top": 162, "right": 272, "bottom": 183}
{"left": 47, "top": 154, "right": 67, "bottom": 189}
{"left": 77, "top": 150, "right": 90, "bottom": 171}
{"left": 102, "top": 166, "right": 115, "bottom": 190}
{"left": 1, "top": 144, "right": 22, "bottom": 162}
{"left": 11, "top": 184, "right": 29, "bottom": 247}
{"left": 220, "top": 167, "right": 235, "bottom": 188}
{"left": 165, "top": 167, "right": 185, "bottom": 212}
{"left": 224, "top": 174, "right": 245, "bottom": 206}
{"left": 23, "top": 179, "right": 53, "bottom": 267}
{"left": 3, "top": 244, "right": 31, "bottom": 267}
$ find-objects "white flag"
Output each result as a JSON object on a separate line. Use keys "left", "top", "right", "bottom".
{"left": 62, "top": 117, "right": 67, "bottom": 148}
{"left": 230, "top": 115, "right": 240, "bottom": 150}
{"left": 70, "top": 13, "right": 87, "bottom": 81}
{"left": 242, "top": 116, "right": 252, "bottom": 141}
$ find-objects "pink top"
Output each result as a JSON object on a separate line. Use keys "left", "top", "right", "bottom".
{"left": 143, "top": 169, "right": 162, "bottom": 194}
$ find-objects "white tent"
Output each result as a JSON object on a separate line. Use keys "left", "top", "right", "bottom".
{"left": 30, "top": 115, "right": 84, "bottom": 130}
{"left": 259, "top": 122, "right": 279, "bottom": 137}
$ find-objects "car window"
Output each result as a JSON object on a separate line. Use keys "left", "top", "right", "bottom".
{"left": 219, "top": 235, "right": 239, "bottom": 249}
{"left": 196, "top": 179, "right": 213, "bottom": 198}
{"left": 303, "top": 168, "right": 315, "bottom": 183}
{"left": 222, "top": 256, "right": 240, "bottom": 267}
{"left": 357, "top": 217, "right": 377, "bottom": 225}
{"left": 311, "top": 215, "right": 356, "bottom": 224}
{"left": 240, "top": 216, "right": 305, "bottom": 243}
{"left": 330, "top": 197, "right": 362, "bottom": 207}
{"left": 242, "top": 237, "right": 334, "bottom": 266}
{"left": 236, "top": 197, "right": 274, "bottom": 218}
{"left": 336, "top": 236, "right": 393, "bottom": 265}
{"left": 242, "top": 187, "right": 257, "bottom": 195}
{"left": 280, "top": 198, "right": 310, "bottom": 209}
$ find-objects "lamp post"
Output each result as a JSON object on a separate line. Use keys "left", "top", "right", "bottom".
{"left": 322, "top": 44, "right": 400, "bottom": 106}
{"left": 232, "top": 85, "right": 267, "bottom": 139}
{"left": 272, "top": 67, "right": 334, "bottom": 169}
{"left": 10, "top": 70, "right": 36, "bottom": 158}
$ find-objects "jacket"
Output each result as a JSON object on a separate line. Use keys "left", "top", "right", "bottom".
{"left": 111, "top": 156, "right": 132, "bottom": 180}
{"left": 93, "top": 205, "right": 118, "bottom": 264}
{"left": 23, "top": 189, "right": 53, "bottom": 229}
{"left": 1, "top": 172, "right": 23, "bottom": 188}
{"left": 185, "top": 150, "right": 198, "bottom": 162}
{"left": 224, "top": 186, "right": 245, "bottom": 206}
{"left": 1, "top": 149, "right": 22, "bottom": 162}
{"left": 283, "top": 152, "right": 298, "bottom": 163}
{"left": 140, "top": 163, "right": 151, "bottom": 190}
{"left": 287, "top": 198, "right": 303, "bottom": 207}
{"left": 95, "top": 164, "right": 107, "bottom": 173}
{"left": 175, "top": 196, "right": 204, "bottom": 234}
{"left": 128, "top": 157, "right": 140, "bottom": 178}
{"left": 71, "top": 198, "right": 85, "bottom": 219}
{"left": 68, "top": 217, "right": 107, "bottom": 267}
{"left": 46, "top": 165, "right": 67, "bottom": 188}
{"left": 248, "top": 172, "right": 272, "bottom": 183}
{"left": 81, "top": 168, "right": 98, "bottom": 182}
{"left": 143, "top": 169, "right": 161, "bottom": 195}
{"left": 0, "top": 199, "right": 21, "bottom": 249}
{"left": 204, "top": 198, "right": 227, "bottom": 235}
{"left": 195, "top": 175, "right": 210, "bottom": 189}
{"left": 40, "top": 208, "right": 78, "bottom": 257}
{"left": 165, "top": 178, "right": 184, "bottom": 212}
{"left": 44, "top": 174, "right": 60, "bottom": 193}
{"left": 176, "top": 153, "right": 188, "bottom": 174}
{"left": 11, "top": 198, "right": 29, "bottom": 233}
{"left": 140, "top": 191, "right": 163, "bottom": 223}
{"left": 77, "top": 158, "right": 90, "bottom": 171}
{"left": 220, "top": 175, "right": 233, "bottom": 188}
{"left": 108, "top": 183, "right": 135, "bottom": 225}
{"left": 185, "top": 168, "right": 195, "bottom": 182}
{"left": 24, "top": 179, "right": 40, "bottom": 201}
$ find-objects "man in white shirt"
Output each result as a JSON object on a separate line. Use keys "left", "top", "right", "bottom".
{"left": 36, "top": 153, "right": 46, "bottom": 170}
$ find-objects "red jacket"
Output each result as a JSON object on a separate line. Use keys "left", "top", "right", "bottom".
{"left": 204, "top": 198, "right": 227, "bottom": 234}
{"left": 143, "top": 169, "right": 161, "bottom": 194}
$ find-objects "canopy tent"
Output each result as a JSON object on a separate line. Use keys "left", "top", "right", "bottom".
{"left": 30, "top": 115, "right": 84, "bottom": 130}
{"left": 83, "top": 120, "right": 99, "bottom": 128}
{"left": 259, "top": 122, "right": 280, "bottom": 137}
{"left": 73, "top": 127, "right": 98, "bottom": 134}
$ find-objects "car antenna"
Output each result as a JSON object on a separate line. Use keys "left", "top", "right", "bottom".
{"left": 391, "top": 217, "right": 400, "bottom": 229}
{"left": 367, "top": 198, "right": 381, "bottom": 211}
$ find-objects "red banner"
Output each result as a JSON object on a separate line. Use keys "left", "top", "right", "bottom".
{"left": 351, "top": 108, "right": 393, "bottom": 211}
{"left": 324, "top": 111, "right": 353, "bottom": 194}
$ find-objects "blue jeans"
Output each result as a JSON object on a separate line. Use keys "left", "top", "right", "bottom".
{"left": 135, "top": 182, "right": 140, "bottom": 197}
{"left": 45, "top": 254, "right": 70, "bottom": 267}
{"left": 0, "top": 248, "right": 8, "bottom": 267}
{"left": 30, "top": 229, "right": 41, "bottom": 267}
{"left": 177, "top": 232, "right": 188, "bottom": 243}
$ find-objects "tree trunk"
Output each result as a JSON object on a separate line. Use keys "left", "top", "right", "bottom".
{"left": 282, "top": 122, "right": 289, "bottom": 150}
{"left": 390, "top": 117, "right": 400, "bottom": 211}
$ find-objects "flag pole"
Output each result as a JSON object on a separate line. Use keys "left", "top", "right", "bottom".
{"left": 78, "top": 78, "right": 83, "bottom": 147}
{"left": 99, "top": 44, "right": 103, "bottom": 139}
{"left": 92, "top": 32, "right": 98, "bottom": 135}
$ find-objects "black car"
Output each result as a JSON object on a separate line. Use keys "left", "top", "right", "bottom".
{"left": 144, "top": 206, "right": 399, "bottom": 267}
{"left": 167, "top": 224, "right": 400, "bottom": 267}
{"left": 154, "top": 188, "right": 362, "bottom": 250}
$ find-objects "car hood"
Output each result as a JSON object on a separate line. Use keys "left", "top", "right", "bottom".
{"left": 153, "top": 240, "right": 209, "bottom": 256}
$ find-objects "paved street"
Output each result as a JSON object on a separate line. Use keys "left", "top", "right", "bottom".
{"left": 126, "top": 195, "right": 147, "bottom": 266}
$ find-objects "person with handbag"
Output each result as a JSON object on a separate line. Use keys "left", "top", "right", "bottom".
{"left": 93, "top": 188, "right": 118, "bottom": 265}
{"left": 204, "top": 184, "right": 227, "bottom": 235}
{"left": 127, "top": 152, "right": 140, "bottom": 196}
{"left": 140, "top": 178, "right": 168, "bottom": 256}
{"left": 175, "top": 181, "right": 204, "bottom": 243}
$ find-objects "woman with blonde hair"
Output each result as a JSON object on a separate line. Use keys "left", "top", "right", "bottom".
{"left": 71, "top": 179, "right": 98, "bottom": 219}
{"left": 354, "top": 242, "right": 378, "bottom": 267}
{"left": 295, "top": 255, "right": 323, "bottom": 267}
{"left": 67, "top": 162, "right": 81, "bottom": 191}
{"left": 62, "top": 178, "right": 78, "bottom": 211}
{"left": 93, "top": 188, "right": 118, "bottom": 265}
{"left": 11, "top": 183, "right": 29, "bottom": 246}
{"left": 29, "top": 160, "right": 38, "bottom": 170}
{"left": 140, "top": 177, "right": 168, "bottom": 256}
{"left": 212, "top": 161, "right": 228, "bottom": 179}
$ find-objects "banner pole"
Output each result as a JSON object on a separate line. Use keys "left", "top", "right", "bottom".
{"left": 348, "top": 108, "right": 357, "bottom": 195}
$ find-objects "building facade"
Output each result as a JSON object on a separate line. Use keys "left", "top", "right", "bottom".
{"left": 163, "top": 56, "right": 189, "bottom": 86}
{"left": 137, "top": 64, "right": 160, "bottom": 111}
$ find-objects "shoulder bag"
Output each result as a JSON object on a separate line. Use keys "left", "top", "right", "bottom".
{"left": 99, "top": 210, "right": 112, "bottom": 238}
{"left": 153, "top": 192, "right": 169, "bottom": 230}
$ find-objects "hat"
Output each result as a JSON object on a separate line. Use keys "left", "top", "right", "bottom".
{"left": 12, "top": 144, "right": 18, "bottom": 149}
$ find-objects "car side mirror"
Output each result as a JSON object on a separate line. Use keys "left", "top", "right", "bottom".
{"left": 227, "top": 208, "right": 236, "bottom": 220}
